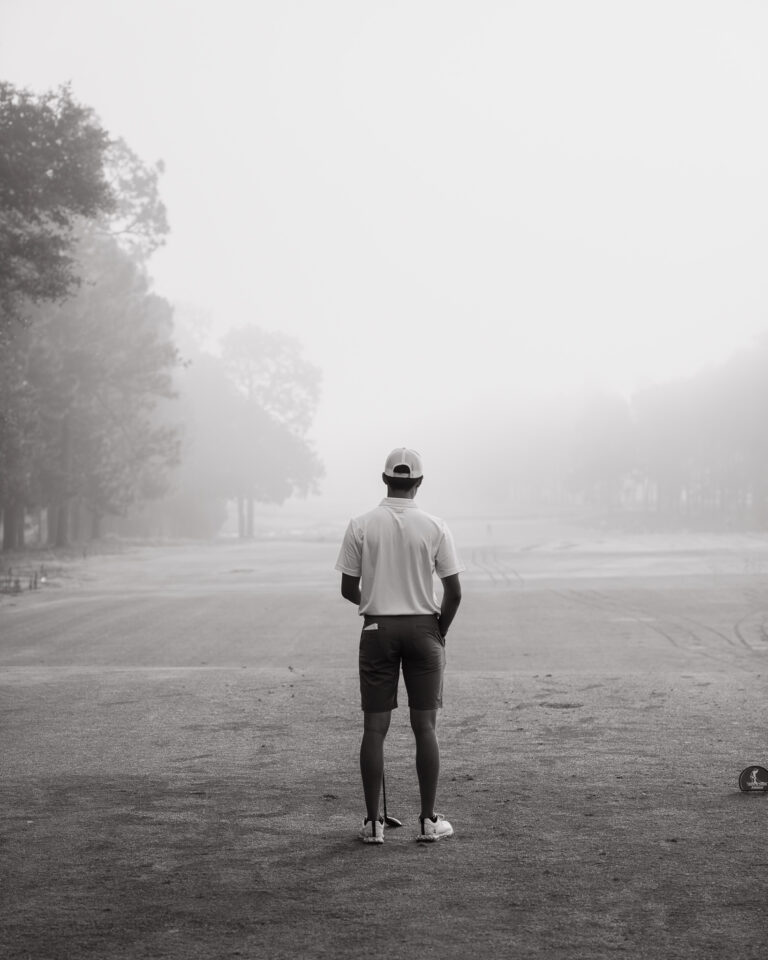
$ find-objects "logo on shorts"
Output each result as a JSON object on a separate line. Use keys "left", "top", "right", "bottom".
{"left": 363, "top": 623, "right": 379, "bottom": 631}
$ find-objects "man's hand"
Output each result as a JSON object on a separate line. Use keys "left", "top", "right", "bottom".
{"left": 437, "top": 573, "right": 462, "bottom": 639}
{"left": 341, "top": 573, "right": 362, "bottom": 606}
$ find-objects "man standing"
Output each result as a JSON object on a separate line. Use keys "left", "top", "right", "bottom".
{"left": 335, "top": 447, "right": 464, "bottom": 844}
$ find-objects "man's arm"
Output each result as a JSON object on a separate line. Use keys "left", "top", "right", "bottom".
{"left": 437, "top": 573, "right": 461, "bottom": 638}
{"left": 341, "top": 573, "right": 361, "bottom": 606}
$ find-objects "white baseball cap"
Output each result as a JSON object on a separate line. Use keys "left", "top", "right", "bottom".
{"left": 383, "top": 447, "right": 424, "bottom": 478}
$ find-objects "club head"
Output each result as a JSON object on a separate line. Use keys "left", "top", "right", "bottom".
{"left": 384, "top": 815, "right": 403, "bottom": 828}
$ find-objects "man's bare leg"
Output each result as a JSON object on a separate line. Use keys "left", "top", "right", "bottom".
{"left": 410, "top": 707, "right": 439, "bottom": 819}
{"left": 360, "top": 710, "right": 391, "bottom": 821}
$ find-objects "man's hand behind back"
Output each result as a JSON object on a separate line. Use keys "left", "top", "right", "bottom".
{"left": 437, "top": 573, "right": 461, "bottom": 639}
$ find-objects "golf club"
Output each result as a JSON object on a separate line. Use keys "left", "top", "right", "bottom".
{"left": 382, "top": 772, "right": 402, "bottom": 827}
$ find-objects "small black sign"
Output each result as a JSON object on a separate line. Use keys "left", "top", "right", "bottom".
{"left": 738, "top": 765, "right": 768, "bottom": 792}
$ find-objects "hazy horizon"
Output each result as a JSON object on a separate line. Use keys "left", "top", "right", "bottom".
{"left": 3, "top": 0, "right": 767, "bottom": 517}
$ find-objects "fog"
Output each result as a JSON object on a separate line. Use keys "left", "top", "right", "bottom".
{"left": 3, "top": 0, "right": 767, "bottom": 526}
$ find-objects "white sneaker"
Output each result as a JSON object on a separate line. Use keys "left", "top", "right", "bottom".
{"left": 359, "top": 818, "right": 384, "bottom": 844}
{"left": 417, "top": 813, "right": 454, "bottom": 842}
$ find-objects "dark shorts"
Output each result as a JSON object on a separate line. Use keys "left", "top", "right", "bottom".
{"left": 359, "top": 614, "right": 446, "bottom": 713}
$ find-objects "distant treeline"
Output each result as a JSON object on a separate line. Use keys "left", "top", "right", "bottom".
{"left": 2, "top": 83, "right": 764, "bottom": 550}
{"left": 498, "top": 337, "right": 768, "bottom": 527}
{"left": 0, "top": 83, "right": 322, "bottom": 551}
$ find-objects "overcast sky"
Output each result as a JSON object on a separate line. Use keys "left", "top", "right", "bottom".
{"left": 3, "top": 0, "right": 767, "bottom": 510}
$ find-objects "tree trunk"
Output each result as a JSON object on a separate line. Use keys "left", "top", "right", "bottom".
{"left": 1, "top": 506, "right": 10, "bottom": 551}
{"left": 71, "top": 500, "right": 81, "bottom": 543}
{"left": 2, "top": 503, "right": 26, "bottom": 551}
{"left": 47, "top": 504, "right": 58, "bottom": 546}
{"left": 55, "top": 415, "right": 72, "bottom": 547}
{"left": 16, "top": 505, "right": 25, "bottom": 549}
{"left": 55, "top": 499, "right": 69, "bottom": 548}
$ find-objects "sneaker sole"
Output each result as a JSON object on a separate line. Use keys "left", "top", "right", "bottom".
{"left": 416, "top": 828, "right": 454, "bottom": 842}
{"left": 360, "top": 837, "right": 384, "bottom": 844}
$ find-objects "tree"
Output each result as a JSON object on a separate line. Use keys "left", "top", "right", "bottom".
{"left": 221, "top": 325, "right": 322, "bottom": 434}
{"left": 687, "top": 335, "right": 768, "bottom": 523}
{"left": 219, "top": 325, "right": 323, "bottom": 537}
{"left": 19, "top": 232, "right": 180, "bottom": 546}
{"left": 98, "top": 137, "right": 169, "bottom": 259}
{"left": 0, "top": 85, "right": 174, "bottom": 549}
{"left": 144, "top": 325, "right": 324, "bottom": 540}
{"left": 149, "top": 351, "right": 242, "bottom": 539}
{"left": 0, "top": 81, "right": 116, "bottom": 547}
{"left": 630, "top": 353, "right": 767, "bottom": 525}
{"left": 0, "top": 344, "right": 38, "bottom": 549}
{"left": 0, "top": 82, "right": 114, "bottom": 333}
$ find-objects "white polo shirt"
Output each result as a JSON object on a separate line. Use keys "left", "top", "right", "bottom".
{"left": 335, "top": 498, "right": 464, "bottom": 616}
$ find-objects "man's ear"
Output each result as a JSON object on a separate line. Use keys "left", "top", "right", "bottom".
{"left": 416, "top": 477, "right": 423, "bottom": 488}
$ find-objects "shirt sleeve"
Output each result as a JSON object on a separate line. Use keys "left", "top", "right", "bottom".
{"left": 434, "top": 523, "right": 465, "bottom": 578}
{"left": 334, "top": 519, "right": 363, "bottom": 576}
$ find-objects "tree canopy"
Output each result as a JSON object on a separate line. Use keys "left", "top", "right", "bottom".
{"left": 0, "top": 83, "right": 114, "bottom": 330}
{"left": 150, "top": 325, "right": 324, "bottom": 540}
{"left": 0, "top": 83, "right": 177, "bottom": 549}
{"left": 1, "top": 81, "right": 325, "bottom": 550}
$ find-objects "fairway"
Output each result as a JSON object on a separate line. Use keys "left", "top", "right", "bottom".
{"left": 2, "top": 523, "right": 768, "bottom": 959}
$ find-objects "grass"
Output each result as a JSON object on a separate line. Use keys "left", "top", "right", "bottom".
{"left": 1, "top": 534, "right": 768, "bottom": 958}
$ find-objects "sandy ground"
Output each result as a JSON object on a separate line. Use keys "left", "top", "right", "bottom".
{"left": 2, "top": 521, "right": 768, "bottom": 959}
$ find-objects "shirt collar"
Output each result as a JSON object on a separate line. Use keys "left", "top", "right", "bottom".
{"left": 381, "top": 497, "right": 418, "bottom": 508}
